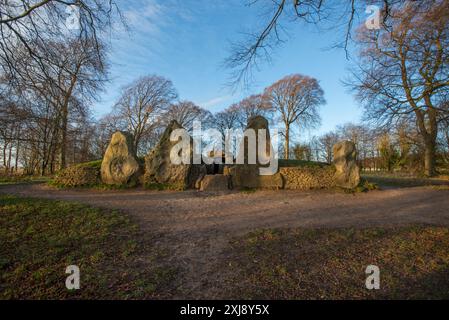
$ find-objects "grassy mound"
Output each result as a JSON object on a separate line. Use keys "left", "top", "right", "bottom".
{"left": 222, "top": 226, "right": 449, "bottom": 299}
{"left": 0, "top": 195, "right": 176, "bottom": 299}
{"left": 278, "top": 159, "right": 329, "bottom": 168}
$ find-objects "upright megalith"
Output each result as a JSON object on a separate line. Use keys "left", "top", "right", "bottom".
{"left": 101, "top": 131, "right": 141, "bottom": 185}
{"left": 144, "top": 120, "right": 206, "bottom": 190}
{"left": 240, "top": 115, "right": 271, "bottom": 164}
{"left": 333, "top": 141, "right": 361, "bottom": 189}
{"left": 227, "top": 115, "right": 283, "bottom": 189}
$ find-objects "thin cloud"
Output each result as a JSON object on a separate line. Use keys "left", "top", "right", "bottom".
{"left": 200, "top": 95, "right": 232, "bottom": 110}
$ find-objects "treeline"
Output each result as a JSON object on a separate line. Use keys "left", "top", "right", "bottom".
{"left": 2, "top": 67, "right": 449, "bottom": 176}
{"left": 1, "top": 1, "right": 449, "bottom": 177}
{"left": 1, "top": 70, "right": 327, "bottom": 175}
{"left": 294, "top": 122, "right": 449, "bottom": 174}
{"left": 0, "top": 1, "right": 120, "bottom": 175}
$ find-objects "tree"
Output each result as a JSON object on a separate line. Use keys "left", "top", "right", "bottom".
{"left": 49, "top": 39, "right": 107, "bottom": 168}
{"left": 264, "top": 74, "right": 324, "bottom": 159}
{"left": 236, "top": 94, "right": 273, "bottom": 127}
{"left": 293, "top": 143, "right": 312, "bottom": 161}
{"left": 0, "top": 0, "right": 122, "bottom": 84}
{"left": 225, "top": 0, "right": 428, "bottom": 87}
{"left": 213, "top": 105, "right": 241, "bottom": 140}
{"left": 378, "top": 133, "right": 398, "bottom": 172}
{"left": 112, "top": 75, "right": 178, "bottom": 154}
{"left": 163, "top": 101, "right": 212, "bottom": 131}
{"left": 319, "top": 132, "right": 340, "bottom": 164}
{"left": 349, "top": 1, "right": 449, "bottom": 176}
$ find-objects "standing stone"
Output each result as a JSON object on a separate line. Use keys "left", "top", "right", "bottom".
{"left": 228, "top": 115, "right": 283, "bottom": 189}
{"left": 333, "top": 141, "right": 361, "bottom": 189}
{"left": 144, "top": 120, "right": 206, "bottom": 190}
{"left": 241, "top": 115, "right": 271, "bottom": 164}
{"left": 101, "top": 131, "right": 141, "bottom": 185}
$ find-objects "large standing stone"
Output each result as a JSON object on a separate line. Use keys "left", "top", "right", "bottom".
{"left": 333, "top": 141, "right": 361, "bottom": 189}
{"left": 240, "top": 115, "right": 271, "bottom": 164}
{"left": 144, "top": 120, "right": 206, "bottom": 190}
{"left": 228, "top": 115, "right": 283, "bottom": 189}
{"left": 101, "top": 131, "right": 141, "bottom": 185}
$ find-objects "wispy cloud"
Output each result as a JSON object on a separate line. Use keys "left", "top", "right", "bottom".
{"left": 123, "top": 0, "right": 166, "bottom": 36}
{"left": 199, "top": 95, "right": 232, "bottom": 110}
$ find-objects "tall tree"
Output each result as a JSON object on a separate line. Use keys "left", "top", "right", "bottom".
{"left": 112, "top": 75, "right": 178, "bottom": 154}
{"left": 163, "top": 101, "right": 212, "bottom": 131}
{"left": 319, "top": 132, "right": 340, "bottom": 164}
{"left": 236, "top": 94, "right": 273, "bottom": 127}
{"left": 0, "top": 0, "right": 121, "bottom": 83}
{"left": 213, "top": 105, "right": 241, "bottom": 140}
{"left": 264, "top": 74, "right": 325, "bottom": 159}
{"left": 225, "top": 0, "right": 430, "bottom": 86}
{"left": 349, "top": 0, "right": 449, "bottom": 176}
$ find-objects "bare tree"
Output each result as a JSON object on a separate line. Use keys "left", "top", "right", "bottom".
{"left": 225, "top": 0, "right": 424, "bottom": 87}
{"left": 0, "top": 0, "right": 123, "bottom": 84}
{"left": 235, "top": 94, "right": 273, "bottom": 127}
{"left": 318, "top": 131, "right": 339, "bottom": 164}
{"left": 348, "top": 0, "right": 449, "bottom": 176}
{"left": 211, "top": 105, "right": 240, "bottom": 139}
{"left": 163, "top": 101, "right": 213, "bottom": 131}
{"left": 264, "top": 74, "right": 325, "bottom": 159}
{"left": 112, "top": 75, "right": 178, "bottom": 154}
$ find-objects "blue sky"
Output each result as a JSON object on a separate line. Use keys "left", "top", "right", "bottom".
{"left": 94, "top": 0, "right": 364, "bottom": 137}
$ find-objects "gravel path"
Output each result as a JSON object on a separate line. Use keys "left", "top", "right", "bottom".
{"left": 1, "top": 184, "right": 449, "bottom": 298}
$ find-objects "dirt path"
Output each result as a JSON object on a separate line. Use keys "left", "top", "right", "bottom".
{"left": 1, "top": 184, "right": 449, "bottom": 298}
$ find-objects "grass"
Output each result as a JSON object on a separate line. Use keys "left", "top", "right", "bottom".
{"left": 0, "top": 195, "right": 177, "bottom": 299}
{"left": 48, "top": 180, "right": 138, "bottom": 191}
{"left": 223, "top": 226, "right": 449, "bottom": 299}
{"left": 337, "top": 179, "right": 379, "bottom": 194}
{"left": 0, "top": 175, "right": 50, "bottom": 186}
{"left": 75, "top": 160, "right": 102, "bottom": 169}
{"left": 363, "top": 173, "right": 449, "bottom": 188}
{"left": 144, "top": 182, "right": 185, "bottom": 191}
{"left": 278, "top": 159, "right": 329, "bottom": 168}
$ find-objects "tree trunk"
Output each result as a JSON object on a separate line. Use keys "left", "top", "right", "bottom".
{"left": 284, "top": 125, "right": 290, "bottom": 160}
{"left": 423, "top": 136, "right": 436, "bottom": 177}
{"left": 415, "top": 105, "right": 438, "bottom": 177}
{"left": 60, "top": 103, "right": 68, "bottom": 170}
{"left": 15, "top": 135, "right": 20, "bottom": 173}
{"left": 2, "top": 144, "right": 7, "bottom": 172}
{"left": 7, "top": 142, "right": 13, "bottom": 173}
{"left": 60, "top": 66, "right": 79, "bottom": 170}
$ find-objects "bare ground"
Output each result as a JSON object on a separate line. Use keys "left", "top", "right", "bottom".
{"left": 1, "top": 183, "right": 449, "bottom": 299}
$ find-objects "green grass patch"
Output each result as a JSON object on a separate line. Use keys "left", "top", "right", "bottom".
{"left": 222, "top": 226, "right": 449, "bottom": 299}
{"left": 48, "top": 180, "right": 137, "bottom": 191}
{"left": 362, "top": 174, "right": 449, "bottom": 189}
{"left": 75, "top": 160, "right": 102, "bottom": 169}
{"left": 0, "top": 175, "right": 50, "bottom": 186}
{"left": 278, "top": 159, "right": 329, "bottom": 168}
{"left": 336, "top": 179, "right": 379, "bottom": 194}
{"left": 0, "top": 195, "right": 177, "bottom": 299}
